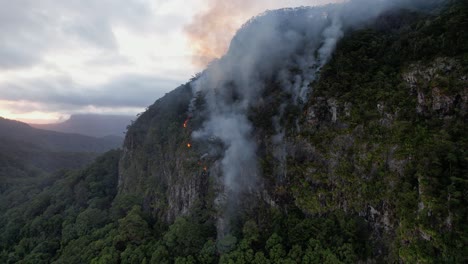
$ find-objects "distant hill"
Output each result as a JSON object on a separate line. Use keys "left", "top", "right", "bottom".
{"left": 31, "top": 114, "right": 133, "bottom": 138}
{"left": 0, "top": 117, "right": 123, "bottom": 191}
{"left": 0, "top": 117, "right": 122, "bottom": 153}
{"left": 0, "top": 136, "right": 99, "bottom": 191}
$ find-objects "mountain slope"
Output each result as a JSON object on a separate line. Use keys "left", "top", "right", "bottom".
{"left": 0, "top": 117, "right": 122, "bottom": 193}
{"left": 0, "top": 117, "right": 122, "bottom": 153}
{"left": 119, "top": 1, "right": 467, "bottom": 262}
{"left": 0, "top": 1, "right": 466, "bottom": 263}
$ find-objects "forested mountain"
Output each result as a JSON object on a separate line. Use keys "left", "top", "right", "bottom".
{"left": 0, "top": 136, "right": 98, "bottom": 191}
{"left": 0, "top": 0, "right": 466, "bottom": 263}
{"left": 31, "top": 114, "right": 132, "bottom": 138}
{"left": 0, "top": 117, "right": 122, "bottom": 195}
{"left": 0, "top": 117, "right": 122, "bottom": 153}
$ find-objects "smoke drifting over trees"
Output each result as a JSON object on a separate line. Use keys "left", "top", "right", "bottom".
{"left": 189, "top": 0, "right": 447, "bottom": 235}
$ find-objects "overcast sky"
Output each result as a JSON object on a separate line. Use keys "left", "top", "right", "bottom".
{"left": 0, "top": 0, "right": 336, "bottom": 124}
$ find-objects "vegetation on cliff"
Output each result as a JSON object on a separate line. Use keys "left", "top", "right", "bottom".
{"left": 0, "top": 1, "right": 466, "bottom": 263}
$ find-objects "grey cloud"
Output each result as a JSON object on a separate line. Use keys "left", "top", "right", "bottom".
{"left": 0, "top": 0, "right": 153, "bottom": 70}
{"left": 84, "top": 53, "right": 131, "bottom": 67}
{"left": 94, "top": 75, "right": 181, "bottom": 107}
{"left": 0, "top": 47, "right": 41, "bottom": 69}
{"left": 0, "top": 74, "right": 180, "bottom": 109}
{"left": 0, "top": 0, "right": 49, "bottom": 68}
{"left": 63, "top": 20, "right": 118, "bottom": 50}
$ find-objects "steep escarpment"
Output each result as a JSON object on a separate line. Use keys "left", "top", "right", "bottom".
{"left": 116, "top": 1, "right": 466, "bottom": 262}
{"left": 118, "top": 84, "right": 214, "bottom": 222}
{"left": 284, "top": 33, "right": 467, "bottom": 262}
{"left": 0, "top": 1, "right": 465, "bottom": 263}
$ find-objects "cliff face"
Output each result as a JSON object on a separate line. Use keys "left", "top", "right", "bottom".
{"left": 118, "top": 84, "right": 207, "bottom": 222}
{"left": 284, "top": 55, "right": 466, "bottom": 259}
{"left": 117, "top": 1, "right": 467, "bottom": 261}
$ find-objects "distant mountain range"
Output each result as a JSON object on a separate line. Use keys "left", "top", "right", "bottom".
{"left": 31, "top": 114, "right": 134, "bottom": 138}
{"left": 0, "top": 117, "right": 123, "bottom": 153}
{"left": 0, "top": 117, "right": 123, "bottom": 176}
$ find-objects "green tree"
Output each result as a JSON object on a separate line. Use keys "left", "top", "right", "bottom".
{"left": 116, "top": 206, "right": 150, "bottom": 246}
{"left": 266, "top": 233, "right": 286, "bottom": 264}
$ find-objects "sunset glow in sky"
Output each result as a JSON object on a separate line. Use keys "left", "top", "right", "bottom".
{"left": 0, "top": 0, "right": 338, "bottom": 124}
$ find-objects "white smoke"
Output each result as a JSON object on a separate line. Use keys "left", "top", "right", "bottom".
{"left": 193, "top": 113, "right": 258, "bottom": 195}
{"left": 189, "top": 0, "right": 446, "bottom": 236}
{"left": 319, "top": 14, "right": 344, "bottom": 66}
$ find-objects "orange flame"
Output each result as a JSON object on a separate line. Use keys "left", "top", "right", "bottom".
{"left": 187, "top": 143, "right": 192, "bottom": 148}
{"left": 183, "top": 119, "right": 189, "bottom": 128}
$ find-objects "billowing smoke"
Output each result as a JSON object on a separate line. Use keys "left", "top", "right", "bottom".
{"left": 189, "top": 0, "right": 446, "bottom": 237}
{"left": 185, "top": 0, "right": 343, "bottom": 67}
{"left": 184, "top": 1, "right": 249, "bottom": 68}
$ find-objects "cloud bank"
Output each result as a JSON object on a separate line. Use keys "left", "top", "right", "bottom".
{"left": 0, "top": 0, "right": 199, "bottom": 123}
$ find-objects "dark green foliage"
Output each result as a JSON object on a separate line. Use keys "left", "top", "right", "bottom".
{"left": 289, "top": 1, "right": 467, "bottom": 262}
{"left": 216, "top": 209, "right": 368, "bottom": 264}
{"left": 0, "top": 1, "right": 466, "bottom": 263}
{"left": 0, "top": 117, "right": 122, "bottom": 153}
{"left": 0, "top": 150, "right": 121, "bottom": 263}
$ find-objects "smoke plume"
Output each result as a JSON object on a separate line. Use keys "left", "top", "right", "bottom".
{"left": 185, "top": 0, "right": 342, "bottom": 68}
{"left": 189, "top": 0, "right": 446, "bottom": 237}
{"left": 184, "top": 0, "right": 252, "bottom": 68}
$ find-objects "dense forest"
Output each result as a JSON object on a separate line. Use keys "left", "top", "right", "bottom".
{"left": 0, "top": 1, "right": 466, "bottom": 263}
{"left": 0, "top": 117, "right": 123, "bottom": 196}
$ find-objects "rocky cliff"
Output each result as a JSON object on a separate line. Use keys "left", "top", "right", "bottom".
{"left": 0, "top": 1, "right": 465, "bottom": 263}
{"left": 116, "top": 1, "right": 466, "bottom": 262}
